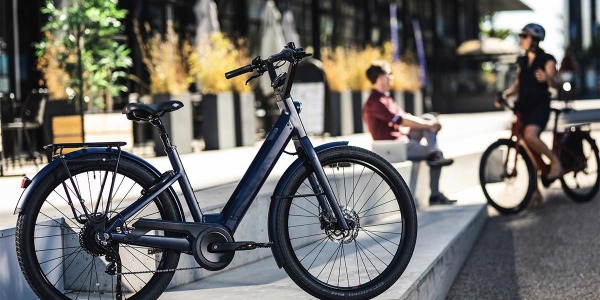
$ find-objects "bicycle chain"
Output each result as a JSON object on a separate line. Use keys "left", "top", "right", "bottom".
{"left": 116, "top": 266, "right": 203, "bottom": 276}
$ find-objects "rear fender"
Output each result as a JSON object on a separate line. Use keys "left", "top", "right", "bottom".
{"left": 14, "top": 148, "right": 185, "bottom": 221}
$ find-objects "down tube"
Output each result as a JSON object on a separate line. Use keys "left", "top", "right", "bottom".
{"left": 220, "top": 113, "right": 294, "bottom": 232}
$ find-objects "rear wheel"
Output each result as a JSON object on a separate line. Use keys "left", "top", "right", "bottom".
{"left": 560, "top": 135, "right": 600, "bottom": 202}
{"left": 16, "top": 153, "right": 181, "bottom": 299}
{"left": 480, "top": 139, "right": 536, "bottom": 214}
{"left": 272, "top": 146, "right": 417, "bottom": 299}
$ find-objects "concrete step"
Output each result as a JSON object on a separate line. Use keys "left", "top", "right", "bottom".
{"left": 159, "top": 192, "right": 488, "bottom": 299}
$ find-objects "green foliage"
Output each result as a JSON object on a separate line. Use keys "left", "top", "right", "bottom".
{"left": 36, "top": 0, "right": 131, "bottom": 110}
{"left": 480, "top": 27, "right": 513, "bottom": 40}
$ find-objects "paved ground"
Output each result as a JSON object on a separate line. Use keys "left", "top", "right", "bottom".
{"left": 447, "top": 185, "right": 600, "bottom": 299}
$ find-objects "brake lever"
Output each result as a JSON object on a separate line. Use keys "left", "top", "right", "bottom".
{"left": 245, "top": 72, "right": 262, "bottom": 85}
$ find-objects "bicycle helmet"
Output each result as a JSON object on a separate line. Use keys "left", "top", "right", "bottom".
{"left": 522, "top": 23, "right": 545, "bottom": 41}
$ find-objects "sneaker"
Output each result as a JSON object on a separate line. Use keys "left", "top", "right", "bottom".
{"left": 429, "top": 193, "right": 457, "bottom": 205}
{"left": 426, "top": 152, "right": 454, "bottom": 167}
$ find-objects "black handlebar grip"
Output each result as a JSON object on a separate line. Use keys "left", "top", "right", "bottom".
{"left": 225, "top": 65, "right": 254, "bottom": 79}
{"left": 268, "top": 48, "right": 293, "bottom": 63}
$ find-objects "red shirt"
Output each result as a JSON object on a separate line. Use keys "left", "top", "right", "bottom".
{"left": 363, "top": 89, "right": 405, "bottom": 140}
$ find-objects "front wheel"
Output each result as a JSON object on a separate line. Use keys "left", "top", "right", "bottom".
{"left": 560, "top": 135, "right": 600, "bottom": 202}
{"left": 272, "top": 146, "right": 417, "bottom": 300}
{"left": 16, "top": 153, "right": 181, "bottom": 300}
{"left": 479, "top": 139, "right": 536, "bottom": 214}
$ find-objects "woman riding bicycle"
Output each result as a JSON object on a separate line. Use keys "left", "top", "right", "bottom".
{"left": 502, "top": 23, "right": 562, "bottom": 181}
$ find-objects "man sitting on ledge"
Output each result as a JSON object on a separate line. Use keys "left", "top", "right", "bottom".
{"left": 363, "top": 60, "right": 456, "bottom": 205}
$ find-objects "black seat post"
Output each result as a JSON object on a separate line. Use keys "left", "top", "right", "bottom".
{"left": 149, "top": 117, "right": 174, "bottom": 152}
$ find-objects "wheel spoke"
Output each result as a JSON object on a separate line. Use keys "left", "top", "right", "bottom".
{"left": 280, "top": 148, "right": 416, "bottom": 298}
{"left": 18, "top": 156, "right": 181, "bottom": 299}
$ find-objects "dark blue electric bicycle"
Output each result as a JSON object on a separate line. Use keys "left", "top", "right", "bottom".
{"left": 14, "top": 43, "right": 417, "bottom": 300}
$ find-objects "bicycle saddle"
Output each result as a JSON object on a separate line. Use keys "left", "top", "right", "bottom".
{"left": 123, "top": 100, "right": 184, "bottom": 121}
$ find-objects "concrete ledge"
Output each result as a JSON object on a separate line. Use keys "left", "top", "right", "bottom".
{"left": 0, "top": 227, "right": 37, "bottom": 300}
{"left": 167, "top": 159, "right": 416, "bottom": 288}
{"left": 159, "top": 202, "right": 488, "bottom": 299}
{"left": 167, "top": 131, "right": 496, "bottom": 287}
{"left": 409, "top": 151, "right": 483, "bottom": 209}
{"left": 394, "top": 204, "right": 487, "bottom": 299}
{"left": 372, "top": 140, "right": 408, "bottom": 163}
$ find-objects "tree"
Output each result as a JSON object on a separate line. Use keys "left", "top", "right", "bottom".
{"left": 36, "top": 0, "right": 131, "bottom": 111}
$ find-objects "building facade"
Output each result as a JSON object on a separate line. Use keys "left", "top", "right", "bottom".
{"left": 566, "top": 0, "right": 600, "bottom": 98}
{"left": 1, "top": 0, "right": 528, "bottom": 114}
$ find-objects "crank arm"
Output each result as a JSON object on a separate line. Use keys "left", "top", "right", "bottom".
{"left": 209, "top": 241, "right": 273, "bottom": 253}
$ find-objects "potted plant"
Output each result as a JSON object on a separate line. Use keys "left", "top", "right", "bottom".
{"left": 229, "top": 39, "right": 256, "bottom": 147}
{"left": 322, "top": 47, "right": 352, "bottom": 137}
{"left": 135, "top": 20, "right": 193, "bottom": 155}
{"left": 36, "top": 0, "right": 131, "bottom": 147}
{"left": 189, "top": 32, "right": 241, "bottom": 150}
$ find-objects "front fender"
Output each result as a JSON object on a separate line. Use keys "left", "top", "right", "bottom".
{"left": 268, "top": 141, "right": 348, "bottom": 268}
{"left": 14, "top": 148, "right": 184, "bottom": 221}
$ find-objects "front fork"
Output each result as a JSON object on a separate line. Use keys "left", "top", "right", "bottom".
{"left": 295, "top": 137, "right": 350, "bottom": 230}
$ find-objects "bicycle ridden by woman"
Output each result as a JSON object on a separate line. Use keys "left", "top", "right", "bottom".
{"left": 501, "top": 23, "right": 562, "bottom": 187}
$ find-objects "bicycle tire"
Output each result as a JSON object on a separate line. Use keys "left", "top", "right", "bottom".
{"left": 271, "top": 146, "right": 417, "bottom": 299}
{"left": 560, "top": 135, "right": 600, "bottom": 202}
{"left": 16, "top": 153, "right": 181, "bottom": 300}
{"left": 479, "top": 139, "right": 536, "bottom": 214}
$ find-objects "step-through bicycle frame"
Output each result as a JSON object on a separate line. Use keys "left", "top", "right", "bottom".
{"left": 508, "top": 107, "right": 592, "bottom": 178}
{"left": 93, "top": 46, "right": 350, "bottom": 251}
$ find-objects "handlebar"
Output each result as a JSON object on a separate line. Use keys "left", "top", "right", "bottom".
{"left": 224, "top": 42, "right": 312, "bottom": 80}
{"left": 225, "top": 65, "right": 255, "bottom": 79}
{"left": 496, "top": 92, "right": 574, "bottom": 115}
{"left": 495, "top": 92, "right": 513, "bottom": 110}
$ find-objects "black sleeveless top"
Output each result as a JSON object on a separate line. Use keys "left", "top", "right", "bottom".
{"left": 515, "top": 51, "right": 556, "bottom": 115}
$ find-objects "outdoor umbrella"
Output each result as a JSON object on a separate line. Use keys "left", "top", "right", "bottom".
{"left": 258, "top": 0, "right": 286, "bottom": 96}
{"left": 281, "top": 10, "right": 300, "bottom": 48}
{"left": 194, "top": 0, "right": 220, "bottom": 46}
{"left": 456, "top": 37, "right": 520, "bottom": 57}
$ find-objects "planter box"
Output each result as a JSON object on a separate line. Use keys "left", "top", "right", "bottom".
{"left": 234, "top": 92, "right": 256, "bottom": 147}
{"left": 52, "top": 115, "right": 83, "bottom": 144}
{"left": 83, "top": 112, "right": 133, "bottom": 151}
{"left": 326, "top": 90, "right": 353, "bottom": 137}
{"left": 44, "top": 100, "right": 83, "bottom": 157}
{"left": 201, "top": 92, "right": 235, "bottom": 150}
{"left": 397, "top": 90, "right": 424, "bottom": 116}
{"left": 152, "top": 92, "right": 193, "bottom": 156}
{"left": 351, "top": 90, "right": 371, "bottom": 134}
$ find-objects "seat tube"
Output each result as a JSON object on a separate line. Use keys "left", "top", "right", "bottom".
{"left": 152, "top": 117, "right": 203, "bottom": 222}
{"left": 168, "top": 148, "right": 203, "bottom": 222}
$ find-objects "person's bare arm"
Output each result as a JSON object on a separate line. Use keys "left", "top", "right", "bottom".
{"left": 535, "top": 60, "right": 558, "bottom": 88}
{"left": 400, "top": 114, "right": 440, "bottom": 132}
{"left": 503, "top": 66, "right": 521, "bottom": 99}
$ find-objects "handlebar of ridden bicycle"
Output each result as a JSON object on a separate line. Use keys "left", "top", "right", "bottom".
{"left": 224, "top": 43, "right": 312, "bottom": 80}
{"left": 495, "top": 92, "right": 513, "bottom": 110}
{"left": 495, "top": 92, "right": 575, "bottom": 115}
